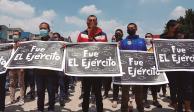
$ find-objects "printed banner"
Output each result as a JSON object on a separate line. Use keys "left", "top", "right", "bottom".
{"left": 5, "top": 41, "right": 65, "bottom": 71}
{"left": 0, "top": 43, "right": 14, "bottom": 74}
{"left": 153, "top": 39, "right": 194, "bottom": 71}
{"left": 65, "top": 43, "right": 122, "bottom": 77}
{"left": 113, "top": 51, "right": 168, "bottom": 85}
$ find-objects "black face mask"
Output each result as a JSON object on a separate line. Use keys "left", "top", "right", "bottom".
{"left": 116, "top": 37, "right": 122, "bottom": 42}
{"left": 115, "top": 33, "right": 123, "bottom": 42}
{"left": 127, "top": 29, "right": 136, "bottom": 36}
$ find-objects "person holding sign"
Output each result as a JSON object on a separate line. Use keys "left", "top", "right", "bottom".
{"left": 35, "top": 22, "right": 58, "bottom": 112}
{"left": 77, "top": 15, "right": 107, "bottom": 112}
{"left": 8, "top": 31, "right": 25, "bottom": 106}
{"left": 145, "top": 33, "right": 167, "bottom": 98}
{"left": 112, "top": 29, "right": 124, "bottom": 108}
{"left": 119, "top": 23, "right": 147, "bottom": 112}
{"left": 160, "top": 20, "right": 192, "bottom": 112}
{"left": 0, "top": 73, "right": 6, "bottom": 112}
{"left": 112, "top": 29, "right": 123, "bottom": 42}
{"left": 143, "top": 33, "right": 162, "bottom": 108}
{"left": 51, "top": 32, "right": 69, "bottom": 107}
{"left": 0, "top": 41, "right": 8, "bottom": 111}
{"left": 102, "top": 30, "right": 123, "bottom": 98}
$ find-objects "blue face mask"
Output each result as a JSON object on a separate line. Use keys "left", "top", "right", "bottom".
{"left": 40, "top": 29, "right": 49, "bottom": 37}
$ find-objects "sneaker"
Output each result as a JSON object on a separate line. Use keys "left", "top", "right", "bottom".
{"left": 60, "top": 99, "right": 65, "bottom": 107}
{"left": 131, "top": 95, "right": 135, "bottom": 99}
{"left": 79, "top": 94, "right": 83, "bottom": 99}
{"left": 30, "top": 94, "right": 35, "bottom": 100}
{"left": 162, "top": 93, "right": 167, "bottom": 97}
{"left": 128, "top": 109, "right": 133, "bottom": 112}
{"left": 153, "top": 101, "right": 162, "bottom": 108}
{"left": 16, "top": 96, "right": 20, "bottom": 101}
{"left": 144, "top": 101, "right": 150, "bottom": 108}
{"left": 55, "top": 93, "right": 59, "bottom": 99}
{"left": 64, "top": 96, "right": 71, "bottom": 101}
{"left": 112, "top": 101, "right": 117, "bottom": 108}
{"left": 128, "top": 101, "right": 133, "bottom": 111}
{"left": 48, "top": 110, "right": 54, "bottom": 112}
{"left": 90, "top": 95, "right": 95, "bottom": 104}
{"left": 26, "top": 93, "right": 35, "bottom": 100}
{"left": 18, "top": 99, "right": 24, "bottom": 106}
{"left": 45, "top": 102, "right": 49, "bottom": 106}
{"left": 7, "top": 100, "right": 16, "bottom": 105}
{"left": 48, "top": 107, "right": 55, "bottom": 112}
{"left": 169, "top": 103, "right": 177, "bottom": 110}
{"left": 103, "top": 94, "right": 108, "bottom": 99}
{"left": 70, "top": 86, "right": 75, "bottom": 91}
{"left": 26, "top": 91, "right": 32, "bottom": 96}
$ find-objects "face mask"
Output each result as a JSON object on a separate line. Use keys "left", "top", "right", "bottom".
{"left": 40, "top": 29, "right": 49, "bottom": 37}
{"left": 13, "top": 35, "right": 20, "bottom": 42}
{"left": 13, "top": 35, "right": 19, "bottom": 39}
{"left": 115, "top": 33, "right": 122, "bottom": 38}
{"left": 127, "top": 29, "right": 136, "bottom": 36}
{"left": 115, "top": 33, "right": 123, "bottom": 42}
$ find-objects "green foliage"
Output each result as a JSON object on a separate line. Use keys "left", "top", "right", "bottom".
{"left": 163, "top": 9, "right": 194, "bottom": 39}
{"left": 177, "top": 9, "right": 194, "bottom": 39}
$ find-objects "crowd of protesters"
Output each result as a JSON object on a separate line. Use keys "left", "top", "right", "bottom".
{"left": 0, "top": 15, "right": 194, "bottom": 112}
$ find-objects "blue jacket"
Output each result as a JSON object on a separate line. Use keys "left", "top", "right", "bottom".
{"left": 120, "top": 35, "right": 147, "bottom": 51}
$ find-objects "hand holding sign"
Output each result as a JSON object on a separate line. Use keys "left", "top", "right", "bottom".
{"left": 13, "top": 41, "right": 21, "bottom": 50}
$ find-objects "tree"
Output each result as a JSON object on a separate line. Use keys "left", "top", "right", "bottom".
{"left": 163, "top": 9, "right": 194, "bottom": 39}
{"left": 177, "top": 9, "right": 194, "bottom": 39}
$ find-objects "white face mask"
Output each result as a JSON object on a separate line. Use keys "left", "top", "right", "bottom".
{"left": 13, "top": 35, "right": 20, "bottom": 42}
{"left": 13, "top": 35, "right": 19, "bottom": 39}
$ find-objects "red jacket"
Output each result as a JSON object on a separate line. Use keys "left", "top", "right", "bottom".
{"left": 77, "top": 27, "right": 107, "bottom": 42}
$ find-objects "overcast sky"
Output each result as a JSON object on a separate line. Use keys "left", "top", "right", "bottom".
{"left": 0, "top": 0, "right": 193, "bottom": 41}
